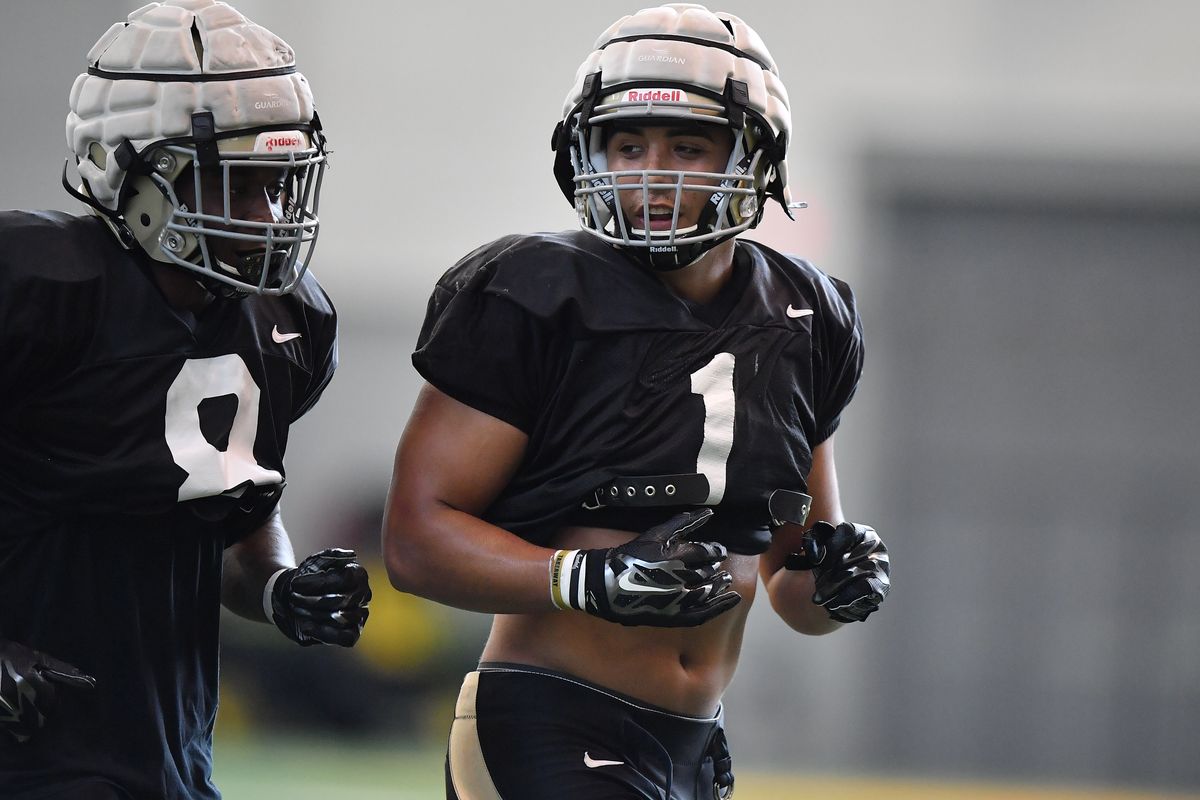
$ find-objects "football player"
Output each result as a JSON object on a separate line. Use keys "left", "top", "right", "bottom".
{"left": 0, "top": 3, "right": 370, "bottom": 797}
{"left": 384, "top": 3, "right": 890, "bottom": 799}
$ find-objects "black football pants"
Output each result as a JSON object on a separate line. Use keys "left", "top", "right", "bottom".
{"left": 446, "top": 663, "right": 732, "bottom": 800}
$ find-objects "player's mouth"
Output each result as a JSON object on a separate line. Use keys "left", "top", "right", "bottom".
{"left": 213, "top": 246, "right": 287, "bottom": 285}
{"left": 633, "top": 207, "right": 680, "bottom": 231}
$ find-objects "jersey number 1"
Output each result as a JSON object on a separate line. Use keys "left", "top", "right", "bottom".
{"left": 690, "top": 352, "right": 736, "bottom": 505}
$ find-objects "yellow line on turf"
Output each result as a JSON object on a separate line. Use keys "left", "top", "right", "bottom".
{"left": 737, "top": 773, "right": 1200, "bottom": 800}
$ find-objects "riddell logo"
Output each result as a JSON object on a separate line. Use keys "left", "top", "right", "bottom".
{"left": 254, "top": 131, "right": 306, "bottom": 153}
{"left": 264, "top": 135, "right": 302, "bottom": 150}
{"left": 626, "top": 89, "right": 683, "bottom": 102}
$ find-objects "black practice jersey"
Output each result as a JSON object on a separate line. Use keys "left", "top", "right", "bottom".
{"left": 413, "top": 231, "right": 863, "bottom": 554}
{"left": 0, "top": 211, "right": 337, "bottom": 798}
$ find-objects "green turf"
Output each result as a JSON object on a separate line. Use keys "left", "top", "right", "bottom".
{"left": 213, "top": 735, "right": 1199, "bottom": 800}
{"left": 213, "top": 736, "right": 445, "bottom": 799}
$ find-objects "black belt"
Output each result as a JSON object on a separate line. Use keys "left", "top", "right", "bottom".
{"left": 583, "top": 473, "right": 711, "bottom": 508}
{"left": 766, "top": 488, "right": 812, "bottom": 528}
{"left": 582, "top": 473, "right": 812, "bottom": 528}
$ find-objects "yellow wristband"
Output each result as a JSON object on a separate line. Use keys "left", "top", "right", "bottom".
{"left": 549, "top": 549, "right": 579, "bottom": 610}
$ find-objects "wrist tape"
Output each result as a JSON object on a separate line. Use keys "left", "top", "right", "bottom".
{"left": 549, "top": 549, "right": 588, "bottom": 611}
{"left": 262, "top": 567, "right": 290, "bottom": 622}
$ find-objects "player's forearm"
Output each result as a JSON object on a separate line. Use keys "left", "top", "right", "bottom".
{"left": 221, "top": 510, "right": 297, "bottom": 622}
{"left": 383, "top": 500, "right": 557, "bottom": 615}
{"left": 765, "top": 567, "right": 842, "bottom": 635}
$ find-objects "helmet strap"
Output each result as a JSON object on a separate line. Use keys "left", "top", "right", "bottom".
{"left": 553, "top": 72, "right": 603, "bottom": 201}
{"left": 190, "top": 112, "right": 221, "bottom": 169}
{"left": 60, "top": 160, "right": 137, "bottom": 249}
{"left": 577, "top": 72, "right": 604, "bottom": 129}
{"left": 721, "top": 78, "right": 749, "bottom": 133}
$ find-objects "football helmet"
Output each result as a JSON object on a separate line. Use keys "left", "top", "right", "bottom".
{"left": 552, "top": 3, "right": 796, "bottom": 270}
{"left": 64, "top": 0, "right": 328, "bottom": 295}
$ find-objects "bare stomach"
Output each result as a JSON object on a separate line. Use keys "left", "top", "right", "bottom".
{"left": 479, "top": 525, "right": 760, "bottom": 716}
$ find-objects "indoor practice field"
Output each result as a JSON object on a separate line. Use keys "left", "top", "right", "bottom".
{"left": 213, "top": 735, "right": 1200, "bottom": 799}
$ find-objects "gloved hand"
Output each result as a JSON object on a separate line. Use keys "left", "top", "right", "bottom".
{"left": 267, "top": 548, "right": 372, "bottom": 646}
{"left": 785, "top": 521, "right": 890, "bottom": 622}
{"left": 0, "top": 639, "right": 96, "bottom": 743}
{"left": 549, "top": 509, "right": 740, "bottom": 627}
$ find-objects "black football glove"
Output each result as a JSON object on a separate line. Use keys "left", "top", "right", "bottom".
{"left": 549, "top": 509, "right": 741, "bottom": 627}
{"left": 0, "top": 639, "right": 96, "bottom": 743}
{"left": 785, "top": 521, "right": 890, "bottom": 622}
{"left": 269, "top": 548, "right": 372, "bottom": 647}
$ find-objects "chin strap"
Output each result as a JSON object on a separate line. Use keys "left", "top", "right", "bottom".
{"left": 61, "top": 160, "right": 137, "bottom": 249}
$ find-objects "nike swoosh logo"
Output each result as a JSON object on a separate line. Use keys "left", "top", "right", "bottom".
{"left": 786, "top": 305, "right": 813, "bottom": 319}
{"left": 616, "top": 570, "right": 674, "bottom": 594}
{"left": 584, "top": 752, "right": 625, "bottom": 768}
{"left": 272, "top": 325, "right": 302, "bottom": 343}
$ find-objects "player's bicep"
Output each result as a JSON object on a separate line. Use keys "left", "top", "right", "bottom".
{"left": 387, "top": 382, "right": 529, "bottom": 520}
{"left": 760, "top": 435, "right": 844, "bottom": 580}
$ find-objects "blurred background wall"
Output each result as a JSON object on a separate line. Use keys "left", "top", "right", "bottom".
{"left": 2, "top": 0, "right": 1197, "bottom": 794}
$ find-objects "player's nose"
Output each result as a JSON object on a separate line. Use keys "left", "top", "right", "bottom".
{"left": 642, "top": 140, "right": 673, "bottom": 173}
{"left": 641, "top": 144, "right": 678, "bottom": 202}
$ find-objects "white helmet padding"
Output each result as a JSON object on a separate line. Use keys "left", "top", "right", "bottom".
{"left": 552, "top": 3, "right": 794, "bottom": 270}
{"left": 64, "top": 0, "right": 328, "bottom": 296}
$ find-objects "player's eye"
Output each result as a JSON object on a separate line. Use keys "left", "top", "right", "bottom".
{"left": 674, "top": 142, "right": 707, "bottom": 158}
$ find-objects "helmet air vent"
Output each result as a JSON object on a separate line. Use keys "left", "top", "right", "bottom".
{"left": 190, "top": 20, "right": 205, "bottom": 67}
{"left": 87, "top": 142, "right": 107, "bottom": 170}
